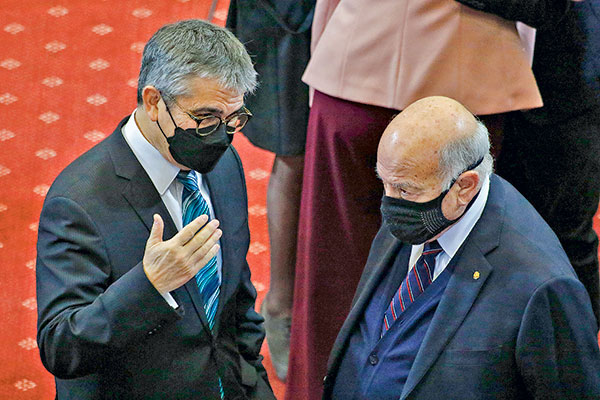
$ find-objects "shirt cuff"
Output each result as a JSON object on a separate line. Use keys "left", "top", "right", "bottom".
{"left": 161, "top": 292, "right": 179, "bottom": 309}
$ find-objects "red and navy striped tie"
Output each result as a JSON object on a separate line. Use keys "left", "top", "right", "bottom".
{"left": 381, "top": 240, "right": 443, "bottom": 337}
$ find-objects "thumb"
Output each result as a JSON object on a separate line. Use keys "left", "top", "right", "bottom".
{"left": 146, "top": 214, "right": 164, "bottom": 247}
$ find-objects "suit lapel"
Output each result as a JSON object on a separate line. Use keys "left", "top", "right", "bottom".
{"left": 121, "top": 167, "right": 177, "bottom": 236}
{"left": 202, "top": 163, "right": 242, "bottom": 336}
{"left": 108, "top": 118, "right": 177, "bottom": 238}
{"left": 400, "top": 249, "right": 492, "bottom": 399}
{"left": 182, "top": 279, "right": 212, "bottom": 333}
{"left": 327, "top": 228, "right": 405, "bottom": 377}
{"left": 108, "top": 120, "right": 212, "bottom": 334}
{"left": 401, "top": 175, "right": 506, "bottom": 399}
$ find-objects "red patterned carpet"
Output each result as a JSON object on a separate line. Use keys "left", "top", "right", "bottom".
{"left": 1, "top": 1, "right": 600, "bottom": 399}
{"left": 0, "top": 1, "right": 284, "bottom": 398}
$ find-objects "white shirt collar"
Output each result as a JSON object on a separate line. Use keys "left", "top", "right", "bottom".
{"left": 121, "top": 110, "right": 180, "bottom": 195}
{"left": 436, "top": 174, "right": 490, "bottom": 258}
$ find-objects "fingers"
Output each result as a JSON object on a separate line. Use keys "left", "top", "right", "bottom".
{"left": 184, "top": 219, "right": 221, "bottom": 252}
{"left": 174, "top": 214, "right": 210, "bottom": 245}
{"left": 146, "top": 214, "right": 164, "bottom": 248}
{"left": 189, "top": 242, "right": 221, "bottom": 275}
{"left": 185, "top": 221, "right": 222, "bottom": 271}
{"left": 142, "top": 214, "right": 222, "bottom": 294}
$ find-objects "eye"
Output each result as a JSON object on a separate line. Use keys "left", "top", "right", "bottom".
{"left": 197, "top": 116, "right": 220, "bottom": 129}
{"left": 399, "top": 188, "right": 414, "bottom": 200}
{"left": 193, "top": 113, "right": 213, "bottom": 119}
{"left": 384, "top": 183, "right": 406, "bottom": 198}
{"left": 396, "top": 185, "right": 421, "bottom": 201}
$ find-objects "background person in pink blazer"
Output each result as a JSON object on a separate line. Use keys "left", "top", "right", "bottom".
{"left": 284, "top": 0, "right": 571, "bottom": 398}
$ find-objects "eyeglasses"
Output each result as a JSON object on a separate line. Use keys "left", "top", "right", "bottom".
{"left": 169, "top": 96, "right": 252, "bottom": 136}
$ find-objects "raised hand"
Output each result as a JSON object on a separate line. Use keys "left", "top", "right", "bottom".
{"left": 143, "top": 214, "right": 222, "bottom": 294}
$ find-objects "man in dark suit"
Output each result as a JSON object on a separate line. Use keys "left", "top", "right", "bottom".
{"left": 323, "top": 96, "right": 600, "bottom": 399}
{"left": 36, "top": 19, "right": 275, "bottom": 400}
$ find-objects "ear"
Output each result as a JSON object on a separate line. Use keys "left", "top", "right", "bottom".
{"left": 454, "top": 170, "right": 480, "bottom": 206}
{"left": 141, "top": 86, "right": 161, "bottom": 122}
{"left": 441, "top": 171, "right": 480, "bottom": 220}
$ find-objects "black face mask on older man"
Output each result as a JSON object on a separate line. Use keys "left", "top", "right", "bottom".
{"left": 156, "top": 104, "right": 232, "bottom": 174}
{"left": 380, "top": 157, "right": 484, "bottom": 244}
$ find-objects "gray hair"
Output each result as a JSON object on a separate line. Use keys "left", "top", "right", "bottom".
{"left": 438, "top": 120, "right": 494, "bottom": 190}
{"left": 137, "top": 19, "right": 257, "bottom": 105}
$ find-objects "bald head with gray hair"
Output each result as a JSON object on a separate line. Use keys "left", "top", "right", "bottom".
{"left": 137, "top": 19, "right": 257, "bottom": 105}
{"left": 377, "top": 96, "right": 494, "bottom": 226}
{"left": 438, "top": 120, "right": 494, "bottom": 191}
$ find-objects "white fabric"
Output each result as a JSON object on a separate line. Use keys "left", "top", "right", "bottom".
{"left": 408, "top": 175, "right": 490, "bottom": 281}
{"left": 121, "top": 110, "right": 223, "bottom": 307}
{"left": 516, "top": 22, "right": 536, "bottom": 66}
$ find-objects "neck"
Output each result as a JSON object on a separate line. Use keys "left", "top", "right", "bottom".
{"left": 134, "top": 107, "right": 155, "bottom": 145}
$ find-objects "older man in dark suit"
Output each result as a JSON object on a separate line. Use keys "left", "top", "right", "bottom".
{"left": 36, "top": 19, "right": 275, "bottom": 400}
{"left": 323, "top": 96, "right": 600, "bottom": 399}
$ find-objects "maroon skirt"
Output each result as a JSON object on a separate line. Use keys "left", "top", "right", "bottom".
{"left": 286, "top": 90, "right": 397, "bottom": 400}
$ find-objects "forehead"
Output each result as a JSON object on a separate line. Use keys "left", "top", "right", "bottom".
{"left": 176, "top": 76, "right": 244, "bottom": 114}
{"left": 377, "top": 132, "right": 441, "bottom": 188}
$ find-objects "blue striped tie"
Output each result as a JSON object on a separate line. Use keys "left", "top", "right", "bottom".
{"left": 177, "top": 170, "right": 224, "bottom": 398}
{"left": 381, "top": 241, "right": 443, "bottom": 338}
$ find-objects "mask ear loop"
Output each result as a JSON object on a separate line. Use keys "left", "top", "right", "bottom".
{"left": 445, "top": 156, "right": 485, "bottom": 192}
{"left": 164, "top": 101, "right": 178, "bottom": 126}
{"left": 444, "top": 156, "right": 486, "bottom": 221}
{"left": 156, "top": 119, "right": 168, "bottom": 139}
{"left": 156, "top": 96, "right": 179, "bottom": 139}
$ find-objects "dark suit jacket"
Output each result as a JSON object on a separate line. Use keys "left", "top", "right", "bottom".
{"left": 323, "top": 175, "right": 600, "bottom": 399}
{"left": 36, "top": 117, "right": 274, "bottom": 400}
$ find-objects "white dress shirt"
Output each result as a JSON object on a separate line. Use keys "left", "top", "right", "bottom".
{"left": 121, "top": 110, "right": 223, "bottom": 307}
{"left": 408, "top": 175, "right": 490, "bottom": 280}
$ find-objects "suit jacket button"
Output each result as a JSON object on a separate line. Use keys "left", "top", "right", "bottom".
{"left": 369, "top": 353, "right": 379, "bottom": 365}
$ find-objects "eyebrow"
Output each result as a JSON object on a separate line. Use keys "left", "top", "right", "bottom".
{"left": 390, "top": 181, "right": 422, "bottom": 192}
{"left": 188, "top": 107, "right": 224, "bottom": 116}
{"left": 189, "top": 106, "right": 244, "bottom": 117}
{"left": 375, "top": 168, "right": 422, "bottom": 192}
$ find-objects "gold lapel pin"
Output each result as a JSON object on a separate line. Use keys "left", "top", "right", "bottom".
{"left": 473, "top": 271, "right": 480, "bottom": 280}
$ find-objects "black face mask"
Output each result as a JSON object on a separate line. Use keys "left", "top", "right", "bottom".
{"left": 157, "top": 105, "right": 232, "bottom": 174}
{"left": 380, "top": 158, "right": 484, "bottom": 244}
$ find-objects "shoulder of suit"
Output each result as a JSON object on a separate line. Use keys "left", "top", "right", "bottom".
{"left": 45, "top": 132, "right": 121, "bottom": 203}
{"left": 228, "top": 145, "right": 243, "bottom": 169}
{"left": 474, "top": 175, "right": 576, "bottom": 284}
{"left": 217, "top": 145, "right": 246, "bottom": 182}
